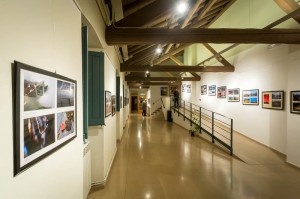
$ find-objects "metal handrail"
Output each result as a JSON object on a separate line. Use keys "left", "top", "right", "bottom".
{"left": 152, "top": 97, "right": 165, "bottom": 108}
{"left": 170, "top": 96, "right": 233, "bottom": 155}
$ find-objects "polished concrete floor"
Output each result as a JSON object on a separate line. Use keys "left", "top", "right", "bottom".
{"left": 88, "top": 112, "right": 300, "bottom": 199}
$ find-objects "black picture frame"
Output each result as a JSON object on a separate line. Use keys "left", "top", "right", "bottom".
{"left": 160, "top": 86, "right": 168, "bottom": 96}
{"left": 290, "top": 90, "right": 300, "bottom": 114}
{"left": 111, "top": 95, "right": 116, "bottom": 116}
{"left": 262, "top": 91, "right": 284, "bottom": 110}
{"left": 242, "top": 89, "right": 259, "bottom": 105}
{"left": 105, "top": 91, "right": 112, "bottom": 117}
{"left": 13, "top": 61, "right": 77, "bottom": 176}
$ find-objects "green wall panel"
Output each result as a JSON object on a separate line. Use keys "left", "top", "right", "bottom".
{"left": 88, "top": 51, "right": 105, "bottom": 125}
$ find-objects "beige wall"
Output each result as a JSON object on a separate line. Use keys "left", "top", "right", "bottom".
{"left": 0, "top": 0, "right": 83, "bottom": 198}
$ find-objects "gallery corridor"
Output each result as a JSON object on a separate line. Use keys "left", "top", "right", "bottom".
{"left": 88, "top": 112, "right": 300, "bottom": 199}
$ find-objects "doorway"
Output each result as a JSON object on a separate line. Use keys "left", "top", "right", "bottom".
{"left": 131, "top": 96, "right": 138, "bottom": 113}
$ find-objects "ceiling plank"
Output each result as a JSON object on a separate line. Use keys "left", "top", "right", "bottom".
{"left": 106, "top": 28, "right": 300, "bottom": 45}
{"left": 182, "top": 0, "right": 205, "bottom": 28}
{"left": 125, "top": 76, "right": 201, "bottom": 82}
{"left": 123, "top": 0, "right": 156, "bottom": 18}
{"left": 114, "top": 0, "right": 173, "bottom": 27}
{"left": 196, "top": 0, "right": 218, "bottom": 21}
{"left": 123, "top": 45, "right": 157, "bottom": 66}
{"left": 121, "top": 65, "right": 235, "bottom": 72}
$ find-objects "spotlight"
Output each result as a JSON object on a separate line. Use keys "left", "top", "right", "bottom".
{"left": 156, "top": 47, "right": 162, "bottom": 54}
{"left": 146, "top": 70, "right": 149, "bottom": 74}
{"left": 176, "top": 1, "right": 188, "bottom": 14}
{"left": 139, "top": 86, "right": 142, "bottom": 89}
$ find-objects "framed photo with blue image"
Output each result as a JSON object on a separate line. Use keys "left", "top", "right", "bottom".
{"left": 242, "top": 89, "right": 259, "bottom": 105}
{"left": 13, "top": 61, "right": 77, "bottom": 176}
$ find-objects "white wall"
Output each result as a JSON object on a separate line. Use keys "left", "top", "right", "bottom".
{"left": 286, "top": 45, "right": 300, "bottom": 166}
{"left": 0, "top": 1, "right": 83, "bottom": 199}
{"left": 88, "top": 53, "right": 117, "bottom": 185}
{"left": 185, "top": 44, "right": 300, "bottom": 160}
{"left": 150, "top": 86, "right": 163, "bottom": 114}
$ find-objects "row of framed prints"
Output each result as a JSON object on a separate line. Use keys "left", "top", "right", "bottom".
{"left": 105, "top": 91, "right": 129, "bottom": 117}
{"left": 201, "top": 85, "right": 300, "bottom": 114}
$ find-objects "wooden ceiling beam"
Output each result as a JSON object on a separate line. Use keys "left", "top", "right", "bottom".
{"left": 274, "top": 0, "right": 300, "bottom": 23}
{"left": 114, "top": 0, "right": 173, "bottom": 27}
{"left": 127, "top": 82, "right": 180, "bottom": 86}
{"left": 202, "top": 43, "right": 233, "bottom": 67}
{"left": 121, "top": 65, "right": 235, "bottom": 72}
{"left": 154, "top": 44, "right": 191, "bottom": 65}
{"left": 125, "top": 76, "right": 201, "bottom": 82}
{"left": 106, "top": 27, "right": 300, "bottom": 45}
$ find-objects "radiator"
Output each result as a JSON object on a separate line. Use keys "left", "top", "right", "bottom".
{"left": 83, "top": 142, "right": 91, "bottom": 199}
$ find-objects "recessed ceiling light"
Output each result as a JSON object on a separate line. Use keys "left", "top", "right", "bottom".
{"left": 176, "top": 1, "right": 188, "bottom": 14}
{"left": 146, "top": 70, "right": 149, "bottom": 74}
{"left": 156, "top": 47, "right": 162, "bottom": 54}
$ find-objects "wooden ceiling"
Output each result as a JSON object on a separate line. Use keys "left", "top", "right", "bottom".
{"left": 105, "top": 0, "right": 300, "bottom": 88}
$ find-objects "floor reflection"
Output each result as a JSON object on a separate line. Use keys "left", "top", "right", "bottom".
{"left": 88, "top": 112, "right": 300, "bottom": 199}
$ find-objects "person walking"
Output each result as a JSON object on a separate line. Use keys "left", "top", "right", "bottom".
{"left": 142, "top": 100, "right": 147, "bottom": 116}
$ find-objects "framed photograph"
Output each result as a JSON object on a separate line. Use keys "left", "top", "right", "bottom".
{"left": 208, "top": 85, "right": 216, "bottom": 96}
{"left": 243, "top": 89, "right": 259, "bottom": 105}
{"left": 13, "top": 61, "right": 77, "bottom": 176}
{"left": 291, "top": 91, "right": 300, "bottom": 114}
{"left": 217, "top": 86, "right": 226, "bottom": 98}
{"left": 105, "top": 91, "right": 112, "bottom": 117}
{"left": 120, "top": 96, "right": 122, "bottom": 109}
{"left": 186, "top": 84, "right": 191, "bottom": 93}
{"left": 111, "top": 95, "right": 116, "bottom": 116}
{"left": 169, "top": 85, "right": 179, "bottom": 96}
{"left": 228, "top": 88, "right": 240, "bottom": 102}
{"left": 160, "top": 86, "right": 168, "bottom": 96}
{"left": 181, "top": 84, "right": 186, "bottom": 93}
{"left": 262, "top": 91, "right": 284, "bottom": 110}
{"left": 201, "top": 85, "right": 207, "bottom": 95}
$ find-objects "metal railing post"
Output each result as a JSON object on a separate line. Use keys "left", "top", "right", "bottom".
{"left": 183, "top": 101, "right": 185, "bottom": 121}
{"left": 199, "top": 107, "right": 202, "bottom": 134}
{"left": 212, "top": 112, "right": 215, "bottom": 143}
{"left": 230, "top": 119, "right": 233, "bottom": 155}
{"left": 190, "top": 103, "right": 192, "bottom": 126}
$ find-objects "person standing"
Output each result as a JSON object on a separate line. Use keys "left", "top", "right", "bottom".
{"left": 174, "top": 88, "right": 180, "bottom": 108}
{"left": 142, "top": 100, "right": 147, "bottom": 116}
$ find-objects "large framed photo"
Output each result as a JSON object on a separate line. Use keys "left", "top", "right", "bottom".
{"left": 201, "top": 85, "right": 207, "bottom": 95}
{"left": 243, "top": 89, "right": 259, "bottom": 105}
{"left": 262, "top": 91, "right": 284, "bottom": 110}
{"left": 13, "top": 61, "right": 77, "bottom": 176}
{"left": 160, "top": 86, "right": 168, "bottom": 96}
{"left": 105, "top": 91, "right": 112, "bottom": 117}
{"left": 228, "top": 88, "right": 240, "bottom": 102}
{"left": 217, "top": 86, "right": 226, "bottom": 98}
{"left": 291, "top": 91, "right": 300, "bottom": 114}
{"left": 111, "top": 95, "right": 116, "bottom": 116}
{"left": 208, "top": 85, "right": 216, "bottom": 96}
